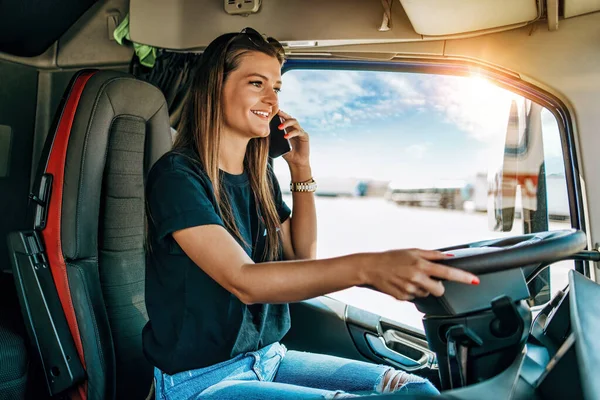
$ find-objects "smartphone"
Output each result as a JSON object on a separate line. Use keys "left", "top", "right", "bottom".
{"left": 269, "top": 115, "right": 292, "bottom": 158}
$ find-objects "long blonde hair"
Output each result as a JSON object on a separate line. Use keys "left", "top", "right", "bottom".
{"left": 174, "top": 31, "right": 286, "bottom": 262}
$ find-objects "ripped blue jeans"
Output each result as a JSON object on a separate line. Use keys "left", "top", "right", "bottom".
{"left": 154, "top": 342, "right": 439, "bottom": 399}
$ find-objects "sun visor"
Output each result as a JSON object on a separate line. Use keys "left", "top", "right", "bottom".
{"left": 564, "top": 0, "right": 600, "bottom": 18}
{"left": 128, "top": 0, "right": 423, "bottom": 50}
{"left": 398, "top": 0, "right": 539, "bottom": 36}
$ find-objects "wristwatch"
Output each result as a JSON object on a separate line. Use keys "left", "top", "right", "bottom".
{"left": 290, "top": 178, "right": 317, "bottom": 193}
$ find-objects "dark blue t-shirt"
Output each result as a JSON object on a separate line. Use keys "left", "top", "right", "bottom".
{"left": 142, "top": 150, "right": 292, "bottom": 375}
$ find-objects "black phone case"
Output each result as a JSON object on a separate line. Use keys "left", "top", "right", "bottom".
{"left": 269, "top": 115, "right": 292, "bottom": 158}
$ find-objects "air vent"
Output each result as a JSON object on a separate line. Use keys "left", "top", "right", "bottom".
{"left": 224, "top": 0, "right": 261, "bottom": 15}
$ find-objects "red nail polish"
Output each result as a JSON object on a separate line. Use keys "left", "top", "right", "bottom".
{"left": 278, "top": 124, "right": 284, "bottom": 129}
{"left": 446, "top": 253, "right": 455, "bottom": 257}
{"left": 471, "top": 277, "right": 480, "bottom": 285}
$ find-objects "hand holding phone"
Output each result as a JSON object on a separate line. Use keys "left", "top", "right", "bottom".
{"left": 269, "top": 114, "right": 292, "bottom": 158}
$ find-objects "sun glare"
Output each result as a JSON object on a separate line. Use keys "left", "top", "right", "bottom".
{"left": 465, "top": 75, "right": 515, "bottom": 127}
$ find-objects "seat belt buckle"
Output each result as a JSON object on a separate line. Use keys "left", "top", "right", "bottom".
{"left": 29, "top": 173, "right": 53, "bottom": 230}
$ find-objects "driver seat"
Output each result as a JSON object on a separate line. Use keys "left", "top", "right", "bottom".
{"left": 7, "top": 70, "right": 172, "bottom": 399}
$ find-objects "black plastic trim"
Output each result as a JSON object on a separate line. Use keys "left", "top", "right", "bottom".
{"left": 568, "top": 270, "right": 600, "bottom": 399}
{"left": 7, "top": 230, "right": 85, "bottom": 396}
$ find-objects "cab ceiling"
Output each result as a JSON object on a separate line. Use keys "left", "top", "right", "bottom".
{"left": 1, "top": 0, "right": 599, "bottom": 68}
{"left": 0, "top": 0, "right": 97, "bottom": 57}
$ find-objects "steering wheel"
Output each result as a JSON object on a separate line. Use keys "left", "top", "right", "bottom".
{"left": 435, "top": 229, "right": 586, "bottom": 274}
{"left": 412, "top": 229, "right": 586, "bottom": 316}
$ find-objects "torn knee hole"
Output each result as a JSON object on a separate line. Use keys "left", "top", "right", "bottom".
{"left": 380, "top": 370, "right": 409, "bottom": 393}
{"left": 331, "top": 391, "right": 357, "bottom": 399}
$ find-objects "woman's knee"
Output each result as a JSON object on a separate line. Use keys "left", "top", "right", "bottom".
{"left": 376, "top": 369, "right": 439, "bottom": 395}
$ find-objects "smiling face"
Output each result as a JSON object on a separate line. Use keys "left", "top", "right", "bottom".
{"left": 221, "top": 51, "right": 282, "bottom": 140}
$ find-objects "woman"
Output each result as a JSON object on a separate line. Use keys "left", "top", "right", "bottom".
{"left": 143, "top": 28, "right": 479, "bottom": 399}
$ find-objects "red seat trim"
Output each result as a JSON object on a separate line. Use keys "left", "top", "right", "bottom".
{"left": 42, "top": 70, "right": 97, "bottom": 400}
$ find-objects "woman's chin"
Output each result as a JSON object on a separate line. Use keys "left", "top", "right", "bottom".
{"left": 251, "top": 129, "right": 270, "bottom": 139}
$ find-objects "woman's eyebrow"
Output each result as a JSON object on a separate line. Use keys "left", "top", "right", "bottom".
{"left": 246, "top": 73, "right": 282, "bottom": 85}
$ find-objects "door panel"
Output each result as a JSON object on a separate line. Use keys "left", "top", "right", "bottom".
{"left": 285, "top": 296, "right": 440, "bottom": 386}
{"left": 285, "top": 297, "right": 369, "bottom": 362}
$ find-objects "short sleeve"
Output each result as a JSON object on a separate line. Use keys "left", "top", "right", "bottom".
{"left": 146, "top": 164, "right": 224, "bottom": 242}
{"left": 268, "top": 166, "right": 292, "bottom": 223}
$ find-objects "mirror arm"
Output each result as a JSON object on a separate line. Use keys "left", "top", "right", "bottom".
{"left": 567, "top": 250, "right": 600, "bottom": 262}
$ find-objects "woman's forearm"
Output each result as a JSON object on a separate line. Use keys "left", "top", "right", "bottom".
{"left": 289, "top": 165, "right": 317, "bottom": 259}
{"left": 238, "top": 253, "right": 368, "bottom": 304}
{"left": 174, "top": 224, "right": 479, "bottom": 306}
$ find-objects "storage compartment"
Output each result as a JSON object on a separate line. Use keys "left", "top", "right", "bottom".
{"left": 399, "top": 0, "right": 539, "bottom": 36}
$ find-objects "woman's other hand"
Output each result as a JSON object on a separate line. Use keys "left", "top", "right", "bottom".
{"left": 362, "top": 249, "right": 480, "bottom": 301}
{"left": 277, "top": 110, "right": 310, "bottom": 167}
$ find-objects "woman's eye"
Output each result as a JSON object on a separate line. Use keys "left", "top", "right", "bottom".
{"left": 250, "top": 81, "right": 262, "bottom": 88}
{"left": 274, "top": 88, "right": 282, "bottom": 94}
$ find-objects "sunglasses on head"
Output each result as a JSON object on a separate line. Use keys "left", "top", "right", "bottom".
{"left": 228, "top": 27, "right": 285, "bottom": 55}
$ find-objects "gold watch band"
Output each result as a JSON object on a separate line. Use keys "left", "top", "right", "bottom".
{"left": 290, "top": 178, "right": 317, "bottom": 193}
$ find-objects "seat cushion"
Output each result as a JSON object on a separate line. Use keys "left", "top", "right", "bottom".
{"left": 0, "top": 321, "right": 28, "bottom": 400}
{"left": 0, "top": 275, "right": 28, "bottom": 400}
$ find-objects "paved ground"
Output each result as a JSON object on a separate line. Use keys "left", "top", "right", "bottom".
{"left": 282, "top": 195, "right": 573, "bottom": 331}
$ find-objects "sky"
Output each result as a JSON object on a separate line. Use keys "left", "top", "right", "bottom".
{"left": 273, "top": 69, "right": 566, "bottom": 186}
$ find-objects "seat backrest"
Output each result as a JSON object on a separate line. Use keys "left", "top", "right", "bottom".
{"left": 24, "top": 70, "right": 172, "bottom": 399}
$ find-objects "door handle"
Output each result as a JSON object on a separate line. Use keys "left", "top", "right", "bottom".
{"left": 365, "top": 333, "right": 433, "bottom": 371}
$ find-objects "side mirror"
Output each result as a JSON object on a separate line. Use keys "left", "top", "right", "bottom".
{"left": 488, "top": 100, "right": 544, "bottom": 232}
{"left": 488, "top": 100, "right": 520, "bottom": 231}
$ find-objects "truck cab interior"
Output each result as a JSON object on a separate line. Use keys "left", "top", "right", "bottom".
{"left": 1, "top": 1, "right": 600, "bottom": 399}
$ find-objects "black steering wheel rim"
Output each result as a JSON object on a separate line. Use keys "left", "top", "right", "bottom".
{"left": 435, "top": 229, "right": 587, "bottom": 275}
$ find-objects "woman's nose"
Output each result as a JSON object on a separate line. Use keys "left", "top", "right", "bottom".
{"left": 264, "top": 89, "right": 278, "bottom": 105}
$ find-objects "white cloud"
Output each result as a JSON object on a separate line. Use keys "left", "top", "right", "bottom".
{"left": 381, "top": 74, "right": 426, "bottom": 106}
{"left": 279, "top": 71, "right": 365, "bottom": 120}
{"left": 281, "top": 69, "right": 522, "bottom": 147}
{"left": 376, "top": 73, "right": 520, "bottom": 145}
{"left": 418, "top": 75, "right": 517, "bottom": 144}
{"left": 280, "top": 70, "right": 435, "bottom": 133}
{"left": 405, "top": 143, "right": 430, "bottom": 160}
{"left": 280, "top": 69, "right": 550, "bottom": 152}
